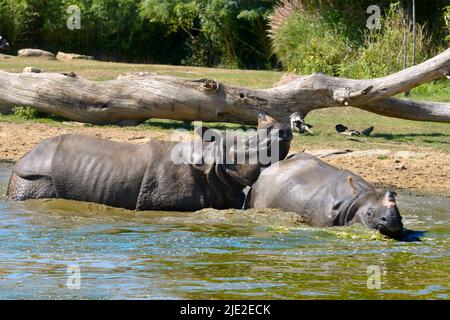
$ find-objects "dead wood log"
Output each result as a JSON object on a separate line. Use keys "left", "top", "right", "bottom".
{"left": 0, "top": 49, "right": 449, "bottom": 125}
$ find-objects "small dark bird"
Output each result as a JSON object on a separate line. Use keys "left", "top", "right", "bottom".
{"left": 361, "top": 126, "right": 374, "bottom": 136}
{"left": 336, "top": 124, "right": 374, "bottom": 137}
{"left": 335, "top": 124, "right": 348, "bottom": 133}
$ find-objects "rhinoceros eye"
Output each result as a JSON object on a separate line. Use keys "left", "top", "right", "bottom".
{"left": 367, "top": 207, "right": 374, "bottom": 216}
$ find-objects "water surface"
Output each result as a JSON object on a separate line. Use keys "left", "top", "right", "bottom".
{"left": 0, "top": 163, "right": 448, "bottom": 299}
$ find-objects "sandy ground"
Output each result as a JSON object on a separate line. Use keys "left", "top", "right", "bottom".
{"left": 1, "top": 121, "right": 449, "bottom": 196}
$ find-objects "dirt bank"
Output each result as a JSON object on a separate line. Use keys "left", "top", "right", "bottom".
{"left": 1, "top": 121, "right": 449, "bottom": 196}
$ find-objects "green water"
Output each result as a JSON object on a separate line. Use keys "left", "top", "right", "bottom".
{"left": 0, "top": 163, "right": 449, "bottom": 299}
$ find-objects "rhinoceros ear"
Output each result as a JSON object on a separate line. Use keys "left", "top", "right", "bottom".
{"left": 258, "top": 112, "right": 278, "bottom": 128}
{"left": 346, "top": 176, "right": 358, "bottom": 197}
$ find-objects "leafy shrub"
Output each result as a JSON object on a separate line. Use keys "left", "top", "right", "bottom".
{"left": 270, "top": 8, "right": 352, "bottom": 76}
{"left": 12, "top": 106, "right": 42, "bottom": 120}
{"left": 270, "top": 2, "right": 433, "bottom": 79}
{"left": 140, "top": 0, "right": 274, "bottom": 69}
{"left": 341, "top": 4, "right": 432, "bottom": 79}
{"left": 444, "top": 6, "right": 450, "bottom": 42}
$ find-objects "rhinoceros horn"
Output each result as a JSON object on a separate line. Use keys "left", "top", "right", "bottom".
{"left": 383, "top": 190, "right": 397, "bottom": 207}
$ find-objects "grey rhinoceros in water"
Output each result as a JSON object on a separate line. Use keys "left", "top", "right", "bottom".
{"left": 248, "top": 152, "right": 404, "bottom": 238}
{"left": 7, "top": 113, "right": 292, "bottom": 211}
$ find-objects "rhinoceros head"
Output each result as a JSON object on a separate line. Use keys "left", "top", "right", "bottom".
{"left": 341, "top": 189, "right": 404, "bottom": 238}
{"left": 256, "top": 112, "right": 292, "bottom": 159}
{"left": 196, "top": 112, "right": 292, "bottom": 188}
{"left": 223, "top": 112, "right": 292, "bottom": 187}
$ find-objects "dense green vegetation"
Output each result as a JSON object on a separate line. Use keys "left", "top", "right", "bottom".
{"left": 340, "top": 5, "right": 430, "bottom": 78}
{"left": 270, "top": 1, "right": 448, "bottom": 78}
{"left": 0, "top": 0, "right": 275, "bottom": 68}
{"left": 0, "top": 0, "right": 449, "bottom": 70}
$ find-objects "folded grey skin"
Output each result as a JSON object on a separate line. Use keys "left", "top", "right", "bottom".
{"left": 248, "top": 152, "right": 404, "bottom": 239}
{"left": 7, "top": 112, "right": 292, "bottom": 211}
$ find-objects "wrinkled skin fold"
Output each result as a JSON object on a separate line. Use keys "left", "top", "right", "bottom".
{"left": 249, "top": 152, "right": 404, "bottom": 238}
{"left": 7, "top": 113, "right": 292, "bottom": 211}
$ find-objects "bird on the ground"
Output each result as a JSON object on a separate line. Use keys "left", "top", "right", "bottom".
{"left": 335, "top": 124, "right": 374, "bottom": 136}
{"left": 290, "top": 112, "right": 314, "bottom": 134}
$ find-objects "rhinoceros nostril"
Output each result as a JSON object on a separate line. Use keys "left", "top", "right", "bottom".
{"left": 381, "top": 217, "right": 387, "bottom": 222}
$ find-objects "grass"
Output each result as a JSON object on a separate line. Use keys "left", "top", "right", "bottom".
{"left": 407, "top": 81, "right": 450, "bottom": 102}
{"left": 295, "top": 107, "right": 450, "bottom": 153}
{"left": 0, "top": 56, "right": 281, "bottom": 88}
{"left": 0, "top": 56, "right": 449, "bottom": 153}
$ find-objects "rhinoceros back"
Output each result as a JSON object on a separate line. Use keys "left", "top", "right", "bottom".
{"left": 50, "top": 134, "right": 149, "bottom": 209}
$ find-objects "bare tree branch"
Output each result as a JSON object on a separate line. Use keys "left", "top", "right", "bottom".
{"left": 0, "top": 49, "right": 449, "bottom": 125}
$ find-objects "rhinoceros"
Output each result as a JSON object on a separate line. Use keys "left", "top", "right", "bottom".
{"left": 7, "top": 113, "right": 292, "bottom": 211}
{"left": 248, "top": 152, "right": 404, "bottom": 238}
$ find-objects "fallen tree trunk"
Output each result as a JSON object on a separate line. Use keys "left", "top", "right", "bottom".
{"left": 0, "top": 49, "right": 449, "bottom": 125}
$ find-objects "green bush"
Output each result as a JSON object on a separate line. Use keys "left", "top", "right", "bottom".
{"left": 444, "top": 6, "right": 450, "bottom": 42}
{"left": 271, "top": 10, "right": 352, "bottom": 76}
{"left": 140, "top": 0, "right": 274, "bottom": 69}
{"left": 271, "top": 2, "right": 434, "bottom": 79}
{"left": 341, "top": 4, "right": 432, "bottom": 79}
{"left": 12, "top": 106, "right": 42, "bottom": 120}
{"left": 1, "top": 0, "right": 448, "bottom": 69}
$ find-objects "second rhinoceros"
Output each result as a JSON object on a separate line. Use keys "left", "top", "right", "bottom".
{"left": 248, "top": 152, "right": 404, "bottom": 238}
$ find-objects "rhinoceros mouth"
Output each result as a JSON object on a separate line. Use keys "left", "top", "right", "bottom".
{"left": 376, "top": 223, "right": 404, "bottom": 239}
